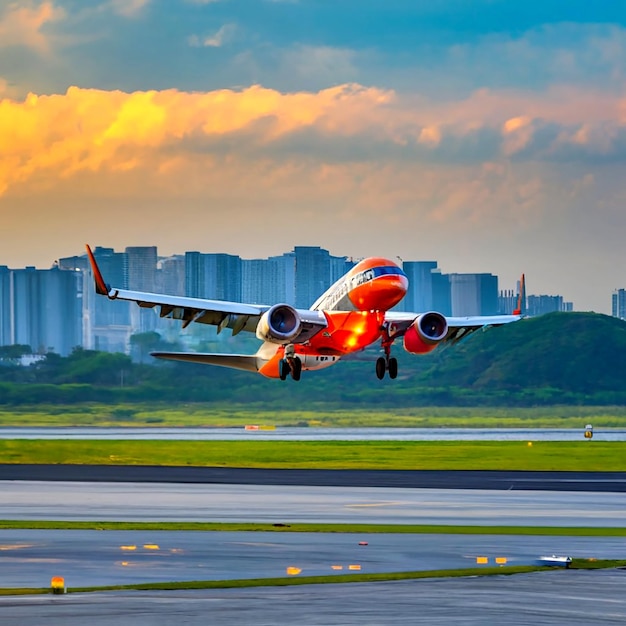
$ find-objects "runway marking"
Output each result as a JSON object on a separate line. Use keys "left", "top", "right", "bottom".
{"left": 229, "top": 542, "right": 284, "bottom": 548}
{"left": 346, "top": 501, "right": 405, "bottom": 508}
{"left": 0, "top": 544, "right": 34, "bottom": 551}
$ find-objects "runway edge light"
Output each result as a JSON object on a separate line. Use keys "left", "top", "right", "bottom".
{"left": 51, "top": 576, "right": 66, "bottom": 594}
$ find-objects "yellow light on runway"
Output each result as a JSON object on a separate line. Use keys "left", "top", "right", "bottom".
{"left": 331, "top": 565, "right": 343, "bottom": 571}
{"left": 143, "top": 544, "right": 160, "bottom": 550}
{"left": 348, "top": 564, "right": 361, "bottom": 571}
{"left": 286, "top": 567, "right": 301, "bottom": 576}
{"left": 51, "top": 576, "right": 65, "bottom": 594}
{"left": 476, "top": 556, "right": 489, "bottom": 564}
{"left": 120, "top": 545, "right": 137, "bottom": 551}
{"left": 496, "top": 557, "right": 507, "bottom": 565}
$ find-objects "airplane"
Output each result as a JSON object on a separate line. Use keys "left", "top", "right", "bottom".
{"left": 86, "top": 245, "right": 523, "bottom": 381}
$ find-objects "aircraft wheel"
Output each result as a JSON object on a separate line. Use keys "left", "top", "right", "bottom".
{"left": 291, "top": 357, "right": 302, "bottom": 381}
{"left": 388, "top": 357, "right": 398, "bottom": 380}
{"left": 375, "top": 357, "right": 386, "bottom": 380}
{"left": 279, "top": 359, "right": 289, "bottom": 381}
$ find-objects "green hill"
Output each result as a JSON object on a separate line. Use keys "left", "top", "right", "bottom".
{"left": 420, "top": 312, "right": 626, "bottom": 394}
{"left": 1, "top": 312, "right": 626, "bottom": 407}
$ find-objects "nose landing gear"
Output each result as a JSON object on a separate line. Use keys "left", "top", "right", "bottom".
{"left": 376, "top": 329, "right": 398, "bottom": 380}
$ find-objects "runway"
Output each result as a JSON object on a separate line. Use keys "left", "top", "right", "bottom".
{"left": 3, "top": 571, "right": 626, "bottom": 625}
{"left": 3, "top": 470, "right": 626, "bottom": 624}
{"left": 3, "top": 464, "right": 626, "bottom": 491}
{"left": 4, "top": 481, "right": 626, "bottom": 526}
{"left": 1, "top": 528, "right": 625, "bottom": 589}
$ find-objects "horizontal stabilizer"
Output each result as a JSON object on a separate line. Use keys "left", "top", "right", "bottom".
{"left": 150, "top": 351, "right": 261, "bottom": 373}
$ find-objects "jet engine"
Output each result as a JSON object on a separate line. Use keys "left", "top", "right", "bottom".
{"left": 402, "top": 312, "right": 448, "bottom": 354}
{"left": 256, "top": 304, "right": 303, "bottom": 344}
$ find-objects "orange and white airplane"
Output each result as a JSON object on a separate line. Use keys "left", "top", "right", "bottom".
{"left": 86, "top": 245, "right": 523, "bottom": 381}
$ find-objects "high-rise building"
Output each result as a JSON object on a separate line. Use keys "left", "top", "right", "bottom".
{"left": 527, "top": 295, "right": 570, "bottom": 316}
{"left": 293, "top": 246, "right": 351, "bottom": 308}
{"left": 3, "top": 266, "right": 82, "bottom": 355}
{"left": 267, "top": 252, "right": 296, "bottom": 304}
{"left": 294, "top": 246, "right": 330, "bottom": 308}
{"left": 399, "top": 261, "right": 438, "bottom": 312}
{"left": 126, "top": 246, "right": 158, "bottom": 333}
{"left": 158, "top": 255, "right": 186, "bottom": 297}
{"left": 185, "top": 252, "right": 242, "bottom": 301}
{"left": 125, "top": 246, "right": 157, "bottom": 291}
{"left": 431, "top": 270, "right": 451, "bottom": 316}
{"left": 0, "top": 266, "right": 11, "bottom": 347}
{"left": 612, "top": 289, "right": 626, "bottom": 320}
{"left": 448, "top": 273, "right": 499, "bottom": 316}
{"left": 241, "top": 259, "right": 270, "bottom": 305}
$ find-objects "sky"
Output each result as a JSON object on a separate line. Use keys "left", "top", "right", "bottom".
{"left": 2, "top": 1, "right": 626, "bottom": 312}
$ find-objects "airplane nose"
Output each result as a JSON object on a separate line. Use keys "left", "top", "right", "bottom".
{"left": 349, "top": 274, "right": 408, "bottom": 311}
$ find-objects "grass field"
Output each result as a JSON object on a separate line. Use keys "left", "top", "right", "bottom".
{"left": 2, "top": 520, "right": 626, "bottom": 535}
{"left": 1, "top": 439, "right": 624, "bottom": 471}
{"left": 2, "top": 404, "right": 626, "bottom": 428}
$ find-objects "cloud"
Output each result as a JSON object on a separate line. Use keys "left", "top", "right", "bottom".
{"left": 188, "top": 23, "right": 236, "bottom": 48}
{"left": 0, "top": 85, "right": 626, "bottom": 191}
{"left": 0, "top": 1, "right": 65, "bottom": 53}
{"left": 1, "top": 82, "right": 625, "bottom": 239}
{"left": 108, "top": 0, "right": 150, "bottom": 17}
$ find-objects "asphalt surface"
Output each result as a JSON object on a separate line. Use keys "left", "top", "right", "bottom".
{"left": 3, "top": 466, "right": 626, "bottom": 624}
{"left": 3, "top": 570, "right": 626, "bottom": 625}
{"left": 1, "top": 528, "right": 624, "bottom": 589}
{"left": 3, "top": 465, "right": 626, "bottom": 491}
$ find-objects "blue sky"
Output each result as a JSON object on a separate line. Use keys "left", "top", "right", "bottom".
{"left": 2, "top": 0, "right": 626, "bottom": 312}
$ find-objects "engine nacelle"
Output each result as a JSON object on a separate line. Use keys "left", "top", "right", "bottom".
{"left": 256, "top": 304, "right": 302, "bottom": 344}
{"left": 403, "top": 312, "right": 448, "bottom": 354}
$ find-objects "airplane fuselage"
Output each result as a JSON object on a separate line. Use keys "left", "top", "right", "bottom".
{"left": 258, "top": 257, "right": 407, "bottom": 378}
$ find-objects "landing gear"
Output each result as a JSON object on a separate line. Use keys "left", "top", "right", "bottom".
{"left": 375, "top": 327, "right": 398, "bottom": 380}
{"left": 375, "top": 355, "right": 398, "bottom": 380}
{"left": 279, "top": 358, "right": 289, "bottom": 381}
{"left": 290, "top": 356, "right": 302, "bottom": 381}
{"left": 388, "top": 357, "right": 398, "bottom": 380}
{"left": 375, "top": 357, "right": 386, "bottom": 380}
{"left": 279, "top": 345, "right": 302, "bottom": 381}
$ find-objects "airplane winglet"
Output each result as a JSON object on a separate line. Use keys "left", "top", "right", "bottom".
{"left": 85, "top": 244, "right": 110, "bottom": 296}
{"left": 512, "top": 273, "right": 526, "bottom": 316}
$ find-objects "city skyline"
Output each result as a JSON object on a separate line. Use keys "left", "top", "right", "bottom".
{"left": 0, "top": 239, "right": 580, "bottom": 312}
{"left": 2, "top": 2, "right": 626, "bottom": 313}
{"left": 2, "top": 243, "right": 532, "bottom": 358}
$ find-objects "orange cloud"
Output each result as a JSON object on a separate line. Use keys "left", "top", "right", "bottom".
{"left": 0, "top": 82, "right": 624, "bottom": 228}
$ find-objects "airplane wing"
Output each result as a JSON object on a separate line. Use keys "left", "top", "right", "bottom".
{"left": 384, "top": 311, "right": 522, "bottom": 345}
{"left": 150, "top": 352, "right": 262, "bottom": 372}
{"left": 86, "top": 244, "right": 265, "bottom": 336}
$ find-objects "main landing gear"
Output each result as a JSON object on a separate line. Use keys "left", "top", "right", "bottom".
{"left": 279, "top": 345, "right": 302, "bottom": 382}
{"left": 375, "top": 355, "right": 398, "bottom": 380}
{"left": 376, "top": 327, "right": 398, "bottom": 380}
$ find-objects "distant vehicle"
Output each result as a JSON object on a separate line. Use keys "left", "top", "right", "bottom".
{"left": 87, "top": 245, "right": 523, "bottom": 381}
{"left": 538, "top": 555, "right": 572, "bottom": 568}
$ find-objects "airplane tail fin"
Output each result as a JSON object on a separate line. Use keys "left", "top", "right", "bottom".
{"left": 513, "top": 273, "right": 526, "bottom": 316}
{"left": 151, "top": 351, "right": 262, "bottom": 373}
{"left": 85, "top": 244, "right": 110, "bottom": 296}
